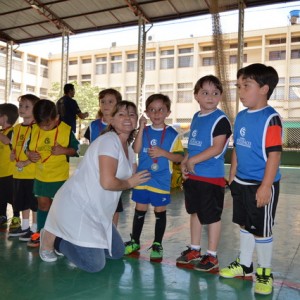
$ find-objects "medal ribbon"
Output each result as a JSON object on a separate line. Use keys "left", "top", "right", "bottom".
{"left": 145, "top": 125, "right": 166, "bottom": 164}
{"left": 14, "top": 123, "right": 33, "bottom": 162}
{"left": 35, "top": 126, "right": 59, "bottom": 163}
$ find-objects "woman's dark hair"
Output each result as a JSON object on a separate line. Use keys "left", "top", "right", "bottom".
{"left": 33, "top": 99, "right": 58, "bottom": 125}
{"left": 101, "top": 100, "right": 137, "bottom": 144}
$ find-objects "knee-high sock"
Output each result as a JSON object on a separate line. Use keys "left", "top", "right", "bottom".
{"left": 131, "top": 209, "right": 146, "bottom": 244}
{"left": 154, "top": 211, "right": 166, "bottom": 244}
{"left": 255, "top": 236, "right": 273, "bottom": 269}
{"left": 37, "top": 209, "right": 48, "bottom": 231}
{"left": 239, "top": 229, "right": 255, "bottom": 268}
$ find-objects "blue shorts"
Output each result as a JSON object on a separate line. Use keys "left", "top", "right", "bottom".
{"left": 132, "top": 189, "right": 171, "bottom": 207}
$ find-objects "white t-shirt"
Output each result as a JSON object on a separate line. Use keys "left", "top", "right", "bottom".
{"left": 45, "top": 132, "right": 135, "bottom": 254}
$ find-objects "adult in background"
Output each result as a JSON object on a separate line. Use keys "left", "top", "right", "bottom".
{"left": 39, "top": 101, "right": 151, "bottom": 272}
{"left": 56, "top": 83, "right": 89, "bottom": 133}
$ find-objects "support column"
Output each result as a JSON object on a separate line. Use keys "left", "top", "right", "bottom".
{"left": 60, "top": 29, "right": 70, "bottom": 96}
{"left": 5, "top": 41, "right": 13, "bottom": 103}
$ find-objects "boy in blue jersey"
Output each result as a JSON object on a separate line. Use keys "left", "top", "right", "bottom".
{"left": 219, "top": 64, "right": 282, "bottom": 296}
{"left": 176, "top": 75, "right": 232, "bottom": 272}
{"left": 124, "top": 94, "right": 184, "bottom": 261}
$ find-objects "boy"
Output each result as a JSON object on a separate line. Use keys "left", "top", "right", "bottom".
{"left": 124, "top": 94, "right": 184, "bottom": 261}
{"left": 0, "top": 104, "right": 19, "bottom": 229}
{"left": 219, "top": 63, "right": 282, "bottom": 296}
{"left": 9, "top": 94, "right": 40, "bottom": 241}
{"left": 176, "top": 75, "right": 232, "bottom": 272}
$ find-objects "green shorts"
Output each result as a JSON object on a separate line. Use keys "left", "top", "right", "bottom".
{"left": 34, "top": 179, "right": 65, "bottom": 199}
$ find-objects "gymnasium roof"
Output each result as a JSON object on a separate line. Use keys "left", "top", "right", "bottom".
{"left": 0, "top": 0, "right": 292, "bottom": 44}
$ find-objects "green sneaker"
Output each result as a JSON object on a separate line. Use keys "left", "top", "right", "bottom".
{"left": 9, "top": 217, "right": 21, "bottom": 231}
{"left": 149, "top": 242, "right": 163, "bottom": 261}
{"left": 255, "top": 267, "right": 273, "bottom": 295}
{"left": 124, "top": 239, "right": 140, "bottom": 255}
{"left": 219, "top": 258, "right": 253, "bottom": 278}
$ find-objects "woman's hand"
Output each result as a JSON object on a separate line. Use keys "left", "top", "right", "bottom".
{"left": 127, "top": 170, "right": 151, "bottom": 188}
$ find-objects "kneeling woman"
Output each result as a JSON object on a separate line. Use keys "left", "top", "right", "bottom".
{"left": 39, "top": 101, "right": 150, "bottom": 272}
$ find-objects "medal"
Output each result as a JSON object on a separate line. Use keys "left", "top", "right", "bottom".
{"left": 151, "top": 163, "right": 159, "bottom": 171}
{"left": 17, "top": 167, "right": 23, "bottom": 172}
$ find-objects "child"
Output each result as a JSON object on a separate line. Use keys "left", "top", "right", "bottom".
{"left": 9, "top": 94, "right": 40, "bottom": 241}
{"left": 84, "top": 88, "right": 123, "bottom": 226}
{"left": 176, "top": 75, "right": 232, "bottom": 272}
{"left": 219, "top": 63, "right": 282, "bottom": 296}
{"left": 26, "top": 99, "right": 79, "bottom": 247}
{"left": 124, "top": 93, "right": 184, "bottom": 261}
{"left": 0, "top": 104, "right": 19, "bottom": 229}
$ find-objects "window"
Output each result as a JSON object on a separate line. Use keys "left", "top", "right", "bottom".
{"left": 146, "top": 51, "right": 155, "bottom": 57}
{"left": 177, "top": 83, "right": 193, "bottom": 103}
{"left": 68, "top": 75, "right": 77, "bottom": 81}
{"left": 202, "top": 57, "right": 215, "bottom": 66}
{"left": 290, "top": 77, "right": 300, "bottom": 84}
{"left": 12, "top": 51, "right": 22, "bottom": 59}
{"left": 0, "top": 56, "right": 6, "bottom": 67}
{"left": 96, "top": 64, "right": 106, "bottom": 75}
{"left": 159, "top": 84, "right": 173, "bottom": 100}
{"left": 178, "top": 48, "right": 193, "bottom": 68}
{"left": 82, "top": 58, "right": 91, "bottom": 64}
{"left": 111, "top": 55, "right": 122, "bottom": 61}
{"left": 127, "top": 53, "right": 137, "bottom": 59}
{"left": 69, "top": 60, "right": 78, "bottom": 65}
{"left": 178, "top": 48, "right": 193, "bottom": 54}
{"left": 40, "top": 88, "right": 48, "bottom": 96}
{"left": 145, "top": 59, "right": 155, "bottom": 71}
{"left": 12, "top": 60, "right": 22, "bottom": 71}
{"left": 40, "top": 59, "right": 48, "bottom": 66}
{"left": 202, "top": 46, "right": 213, "bottom": 51}
{"left": 96, "top": 56, "right": 107, "bottom": 62}
{"left": 27, "top": 55, "right": 36, "bottom": 63}
{"left": 269, "top": 38, "right": 286, "bottom": 45}
{"left": 269, "top": 51, "right": 286, "bottom": 61}
{"left": 270, "top": 86, "right": 284, "bottom": 100}
{"left": 0, "top": 48, "right": 6, "bottom": 54}
{"left": 40, "top": 67, "right": 48, "bottom": 78}
{"left": 12, "top": 82, "right": 21, "bottom": 90}
{"left": 229, "top": 54, "right": 247, "bottom": 64}
{"left": 125, "top": 86, "right": 137, "bottom": 101}
{"left": 26, "top": 85, "right": 35, "bottom": 93}
{"left": 27, "top": 64, "right": 36, "bottom": 75}
{"left": 111, "top": 62, "right": 122, "bottom": 73}
{"left": 81, "top": 74, "right": 91, "bottom": 80}
{"left": 291, "top": 49, "right": 300, "bottom": 59}
{"left": 127, "top": 61, "right": 137, "bottom": 72}
{"left": 160, "top": 49, "right": 174, "bottom": 56}
{"left": 291, "top": 36, "right": 300, "bottom": 43}
{"left": 160, "top": 49, "right": 174, "bottom": 69}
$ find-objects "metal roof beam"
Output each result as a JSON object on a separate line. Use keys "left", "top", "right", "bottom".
{"left": 124, "top": 0, "right": 150, "bottom": 23}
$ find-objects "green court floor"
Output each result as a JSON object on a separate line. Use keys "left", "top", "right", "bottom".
{"left": 0, "top": 163, "right": 299, "bottom": 300}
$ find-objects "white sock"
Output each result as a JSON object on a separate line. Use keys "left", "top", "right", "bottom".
{"left": 239, "top": 229, "right": 255, "bottom": 267}
{"left": 22, "top": 219, "right": 30, "bottom": 230}
{"left": 207, "top": 250, "right": 217, "bottom": 257}
{"left": 31, "top": 223, "right": 37, "bottom": 233}
{"left": 255, "top": 236, "right": 273, "bottom": 269}
{"left": 190, "top": 244, "right": 201, "bottom": 251}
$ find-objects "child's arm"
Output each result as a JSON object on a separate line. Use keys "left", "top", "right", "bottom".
{"left": 132, "top": 115, "right": 147, "bottom": 153}
{"left": 0, "top": 132, "right": 11, "bottom": 144}
{"left": 148, "top": 146, "right": 183, "bottom": 163}
{"left": 180, "top": 153, "right": 189, "bottom": 180}
{"left": 256, "top": 151, "right": 281, "bottom": 208}
{"left": 229, "top": 148, "right": 237, "bottom": 184}
{"left": 186, "top": 134, "right": 227, "bottom": 174}
{"left": 51, "top": 143, "right": 77, "bottom": 156}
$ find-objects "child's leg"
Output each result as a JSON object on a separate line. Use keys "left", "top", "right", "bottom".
{"left": 31, "top": 210, "right": 37, "bottom": 232}
{"left": 131, "top": 203, "right": 148, "bottom": 244}
{"left": 190, "top": 213, "right": 202, "bottom": 249}
{"left": 239, "top": 228, "right": 255, "bottom": 267}
{"left": 21, "top": 209, "right": 30, "bottom": 230}
{"left": 207, "top": 220, "right": 221, "bottom": 255}
{"left": 37, "top": 196, "right": 52, "bottom": 231}
{"left": 255, "top": 236, "right": 273, "bottom": 268}
{"left": 153, "top": 206, "right": 166, "bottom": 244}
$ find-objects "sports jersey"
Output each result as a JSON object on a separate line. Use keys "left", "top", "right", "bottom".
{"left": 85, "top": 119, "right": 108, "bottom": 142}
{"left": 187, "top": 109, "right": 231, "bottom": 178}
{"left": 28, "top": 122, "right": 79, "bottom": 182}
{"left": 234, "top": 106, "right": 282, "bottom": 182}
{"left": 11, "top": 123, "right": 35, "bottom": 179}
{"left": 0, "top": 127, "right": 13, "bottom": 177}
{"left": 134, "top": 125, "right": 184, "bottom": 194}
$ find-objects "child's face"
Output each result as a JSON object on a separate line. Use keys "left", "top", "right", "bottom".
{"left": 99, "top": 94, "right": 118, "bottom": 118}
{"left": 194, "top": 81, "right": 222, "bottom": 114}
{"left": 236, "top": 76, "right": 268, "bottom": 110}
{"left": 38, "top": 116, "right": 59, "bottom": 131}
{"left": 110, "top": 105, "right": 138, "bottom": 135}
{"left": 19, "top": 99, "right": 34, "bottom": 120}
{"left": 145, "top": 99, "right": 170, "bottom": 128}
{"left": 0, "top": 114, "right": 6, "bottom": 127}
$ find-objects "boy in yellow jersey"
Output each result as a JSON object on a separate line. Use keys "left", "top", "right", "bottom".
{"left": 26, "top": 100, "right": 79, "bottom": 247}
{"left": 9, "top": 94, "right": 40, "bottom": 241}
{"left": 0, "top": 104, "right": 19, "bottom": 229}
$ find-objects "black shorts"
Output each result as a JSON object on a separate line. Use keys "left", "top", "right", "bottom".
{"left": 115, "top": 197, "right": 123, "bottom": 213}
{"left": 13, "top": 179, "right": 38, "bottom": 212}
{"left": 183, "top": 179, "right": 225, "bottom": 225}
{"left": 0, "top": 176, "right": 13, "bottom": 212}
{"left": 230, "top": 179, "right": 279, "bottom": 237}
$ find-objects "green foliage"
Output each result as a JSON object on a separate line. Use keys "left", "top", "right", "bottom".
{"left": 48, "top": 81, "right": 99, "bottom": 119}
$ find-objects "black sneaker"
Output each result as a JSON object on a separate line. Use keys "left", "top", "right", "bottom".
{"left": 19, "top": 230, "right": 33, "bottom": 242}
{"left": 8, "top": 227, "right": 30, "bottom": 237}
{"left": 0, "top": 215, "right": 8, "bottom": 228}
{"left": 194, "top": 254, "right": 219, "bottom": 272}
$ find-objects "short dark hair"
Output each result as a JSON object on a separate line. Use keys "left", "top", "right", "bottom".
{"left": 18, "top": 94, "right": 40, "bottom": 106}
{"left": 145, "top": 94, "right": 171, "bottom": 111}
{"left": 99, "top": 88, "right": 122, "bottom": 102}
{"left": 237, "top": 63, "right": 279, "bottom": 100}
{"left": 194, "top": 75, "right": 223, "bottom": 95}
{"left": 64, "top": 83, "right": 75, "bottom": 94}
{"left": 33, "top": 99, "right": 58, "bottom": 125}
{"left": 0, "top": 103, "right": 19, "bottom": 125}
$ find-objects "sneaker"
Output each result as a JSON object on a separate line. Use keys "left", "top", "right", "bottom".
{"left": 194, "top": 254, "right": 219, "bottom": 272}
{"left": 39, "top": 229, "right": 57, "bottom": 262}
{"left": 124, "top": 238, "right": 140, "bottom": 255}
{"left": 0, "top": 216, "right": 8, "bottom": 228}
{"left": 176, "top": 247, "right": 201, "bottom": 264}
{"left": 149, "top": 242, "right": 163, "bottom": 261}
{"left": 19, "top": 230, "right": 33, "bottom": 242}
{"left": 27, "top": 232, "right": 40, "bottom": 248}
{"left": 8, "top": 227, "right": 30, "bottom": 237}
{"left": 219, "top": 258, "right": 253, "bottom": 278}
{"left": 255, "top": 267, "right": 273, "bottom": 295}
{"left": 9, "top": 217, "right": 21, "bottom": 231}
